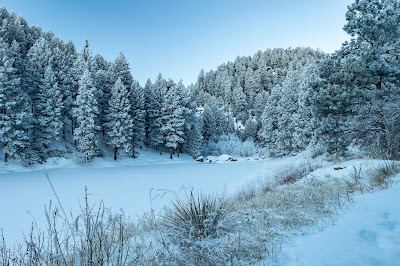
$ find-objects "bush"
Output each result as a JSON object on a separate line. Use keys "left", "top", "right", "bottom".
{"left": 162, "top": 189, "right": 233, "bottom": 240}
{"left": 369, "top": 162, "right": 400, "bottom": 189}
{"left": 202, "top": 134, "right": 258, "bottom": 157}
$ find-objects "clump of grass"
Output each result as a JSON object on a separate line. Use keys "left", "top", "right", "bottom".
{"left": 235, "top": 186, "right": 257, "bottom": 201}
{"left": 369, "top": 161, "right": 400, "bottom": 189}
{"left": 345, "top": 166, "right": 365, "bottom": 193}
{"left": 0, "top": 177, "right": 149, "bottom": 265}
{"left": 275, "top": 162, "right": 321, "bottom": 186}
{"left": 162, "top": 189, "right": 233, "bottom": 240}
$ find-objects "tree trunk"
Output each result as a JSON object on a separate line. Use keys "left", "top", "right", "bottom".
{"left": 169, "top": 147, "right": 173, "bottom": 159}
{"left": 114, "top": 146, "right": 117, "bottom": 160}
{"left": 132, "top": 145, "right": 136, "bottom": 158}
{"left": 4, "top": 152, "right": 8, "bottom": 162}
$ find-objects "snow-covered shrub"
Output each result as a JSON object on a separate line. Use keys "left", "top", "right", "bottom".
{"left": 162, "top": 189, "right": 233, "bottom": 240}
{"left": 202, "top": 134, "right": 258, "bottom": 157}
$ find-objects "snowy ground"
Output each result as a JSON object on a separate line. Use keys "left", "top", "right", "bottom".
{"left": 1, "top": 151, "right": 400, "bottom": 265}
{"left": 0, "top": 150, "right": 261, "bottom": 244}
{"left": 280, "top": 180, "right": 400, "bottom": 265}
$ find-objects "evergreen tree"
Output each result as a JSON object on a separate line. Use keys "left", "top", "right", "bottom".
{"left": 110, "top": 52, "right": 133, "bottom": 88}
{"left": 161, "top": 85, "right": 185, "bottom": 159}
{"left": 36, "top": 66, "right": 64, "bottom": 149}
{"left": 106, "top": 78, "right": 134, "bottom": 160}
{"left": 243, "top": 118, "right": 258, "bottom": 141}
{"left": 73, "top": 69, "right": 100, "bottom": 163}
{"left": 131, "top": 80, "right": 146, "bottom": 155}
{"left": 202, "top": 104, "right": 216, "bottom": 141}
{"left": 92, "top": 54, "right": 112, "bottom": 137}
{"left": 0, "top": 39, "right": 31, "bottom": 162}
{"left": 143, "top": 78, "right": 153, "bottom": 146}
{"left": 149, "top": 74, "right": 166, "bottom": 152}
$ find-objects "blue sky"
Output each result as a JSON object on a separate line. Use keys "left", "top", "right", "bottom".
{"left": 0, "top": 0, "right": 353, "bottom": 85}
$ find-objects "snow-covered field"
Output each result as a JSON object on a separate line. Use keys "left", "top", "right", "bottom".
{"left": 281, "top": 180, "right": 400, "bottom": 265}
{"left": 1, "top": 152, "right": 400, "bottom": 265}
{"left": 0, "top": 151, "right": 261, "bottom": 244}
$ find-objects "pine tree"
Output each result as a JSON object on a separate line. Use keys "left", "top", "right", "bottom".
{"left": 149, "top": 74, "right": 166, "bottom": 152}
{"left": 106, "top": 78, "right": 134, "bottom": 160}
{"left": 61, "top": 40, "right": 77, "bottom": 140}
{"left": 202, "top": 104, "right": 216, "bottom": 141}
{"left": 243, "top": 118, "right": 258, "bottom": 141}
{"left": 0, "top": 39, "right": 31, "bottom": 162}
{"left": 73, "top": 69, "right": 100, "bottom": 163}
{"left": 74, "top": 38, "right": 92, "bottom": 77}
{"left": 131, "top": 80, "right": 146, "bottom": 155}
{"left": 161, "top": 85, "right": 185, "bottom": 159}
{"left": 92, "top": 54, "right": 112, "bottom": 137}
{"left": 303, "top": 62, "right": 353, "bottom": 155}
{"left": 110, "top": 52, "right": 133, "bottom": 88}
{"left": 258, "top": 85, "right": 281, "bottom": 153}
{"left": 143, "top": 79, "right": 153, "bottom": 146}
{"left": 36, "top": 66, "right": 64, "bottom": 148}
{"left": 232, "top": 83, "right": 248, "bottom": 121}
{"left": 245, "top": 67, "right": 261, "bottom": 108}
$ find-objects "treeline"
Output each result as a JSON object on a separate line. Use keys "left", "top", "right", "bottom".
{"left": 0, "top": 6, "right": 201, "bottom": 163}
{"left": 196, "top": 0, "right": 400, "bottom": 159}
{"left": 1, "top": 0, "right": 400, "bottom": 164}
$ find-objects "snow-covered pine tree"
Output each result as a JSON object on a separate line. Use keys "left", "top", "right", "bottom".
{"left": 106, "top": 78, "right": 134, "bottom": 160}
{"left": 258, "top": 84, "right": 281, "bottom": 154}
{"left": 131, "top": 80, "right": 146, "bottom": 155}
{"left": 274, "top": 71, "right": 302, "bottom": 153}
{"left": 202, "top": 104, "right": 216, "bottom": 141}
{"left": 161, "top": 84, "right": 185, "bottom": 159}
{"left": 110, "top": 52, "right": 133, "bottom": 88}
{"left": 245, "top": 67, "right": 261, "bottom": 109}
{"left": 143, "top": 78, "right": 153, "bottom": 146}
{"left": 73, "top": 69, "right": 100, "bottom": 163}
{"left": 232, "top": 82, "right": 248, "bottom": 122}
{"left": 36, "top": 66, "right": 64, "bottom": 149}
{"left": 59, "top": 40, "right": 77, "bottom": 140}
{"left": 149, "top": 74, "right": 166, "bottom": 152}
{"left": 0, "top": 39, "right": 31, "bottom": 162}
{"left": 92, "top": 54, "right": 112, "bottom": 137}
{"left": 74, "top": 38, "right": 92, "bottom": 77}
{"left": 253, "top": 91, "right": 267, "bottom": 119}
{"left": 176, "top": 80, "right": 201, "bottom": 157}
{"left": 341, "top": 0, "right": 400, "bottom": 157}
{"left": 243, "top": 118, "right": 258, "bottom": 141}
{"left": 26, "top": 37, "right": 50, "bottom": 117}
{"left": 303, "top": 61, "right": 353, "bottom": 156}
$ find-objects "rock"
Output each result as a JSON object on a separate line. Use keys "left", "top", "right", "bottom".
{"left": 218, "top": 154, "right": 232, "bottom": 161}
{"left": 334, "top": 167, "right": 345, "bottom": 170}
{"left": 196, "top": 156, "right": 204, "bottom": 162}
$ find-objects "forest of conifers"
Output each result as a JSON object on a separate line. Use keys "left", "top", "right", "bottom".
{"left": 1, "top": 0, "right": 400, "bottom": 164}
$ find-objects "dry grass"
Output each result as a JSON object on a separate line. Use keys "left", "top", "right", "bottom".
{"left": 162, "top": 189, "right": 233, "bottom": 240}
{"left": 2, "top": 160, "right": 399, "bottom": 265}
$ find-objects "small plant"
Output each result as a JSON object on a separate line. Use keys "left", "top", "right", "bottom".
{"left": 235, "top": 186, "right": 257, "bottom": 201}
{"left": 369, "top": 162, "right": 400, "bottom": 189}
{"left": 163, "top": 189, "right": 233, "bottom": 240}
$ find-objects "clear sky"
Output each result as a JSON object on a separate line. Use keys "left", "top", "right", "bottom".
{"left": 0, "top": 0, "right": 353, "bottom": 85}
